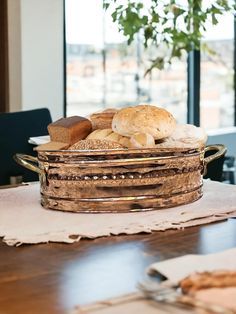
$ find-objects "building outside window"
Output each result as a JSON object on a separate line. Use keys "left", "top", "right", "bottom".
{"left": 200, "top": 14, "right": 234, "bottom": 130}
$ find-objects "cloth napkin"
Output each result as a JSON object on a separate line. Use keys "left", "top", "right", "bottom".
{"left": 147, "top": 247, "right": 236, "bottom": 284}
{"left": 28, "top": 135, "right": 50, "bottom": 145}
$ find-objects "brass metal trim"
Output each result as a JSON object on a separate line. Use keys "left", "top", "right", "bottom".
{"left": 41, "top": 184, "right": 203, "bottom": 202}
{"left": 203, "top": 144, "right": 227, "bottom": 176}
{"left": 37, "top": 152, "right": 202, "bottom": 167}
{"left": 13, "top": 154, "right": 41, "bottom": 174}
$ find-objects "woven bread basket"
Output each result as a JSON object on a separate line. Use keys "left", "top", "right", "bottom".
{"left": 14, "top": 144, "right": 226, "bottom": 213}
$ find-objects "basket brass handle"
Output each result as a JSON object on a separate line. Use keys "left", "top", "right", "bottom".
{"left": 14, "top": 146, "right": 226, "bottom": 177}
{"left": 203, "top": 144, "right": 227, "bottom": 176}
{"left": 14, "top": 154, "right": 41, "bottom": 174}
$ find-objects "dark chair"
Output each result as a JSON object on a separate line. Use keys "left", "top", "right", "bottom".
{"left": 0, "top": 108, "right": 52, "bottom": 185}
{"left": 222, "top": 156, "right": 235, "bottom": 184}
{"left": 203, "top": 148, "right": 226, "bottom": 182}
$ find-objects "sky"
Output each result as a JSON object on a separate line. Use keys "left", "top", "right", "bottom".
{"left": 65, "top": 0, "right": 234, "bottom": 46}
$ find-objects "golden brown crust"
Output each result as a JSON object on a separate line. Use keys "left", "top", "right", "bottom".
{"left": 180, "top": 270, "right": 236, "bottom": 294}
{"left": 130, "top": 133, "right": 155, "bottom": 148}
{"left": 86, "top": 129, "right": 132, "bottom": 148}
{"left": 68, "top": 139, "right": 125, "bottom": 150}
{"left": 112, "top": 104, "right": 176, "bottom": 140}
{"left": 86, "top": 129, "right": 114, "bottom": 140}
{"left": 90, "top": 108, "right": 118, "bottom": 130}
{"left": 48, "top": 116, "right": 92, "bottom": 145}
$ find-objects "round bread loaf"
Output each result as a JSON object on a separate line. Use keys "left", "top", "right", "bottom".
{"left": 157, "top": 124, "right": 207, "bottom": 149}
{"left": 112, "top": 104, "right": 176, "bottom": 139}
{"left": 90, "top": 108, "right": 118, "bottom": 130}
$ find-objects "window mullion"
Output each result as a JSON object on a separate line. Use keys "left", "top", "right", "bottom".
{"left": 63, "top": 0, "right": 67, "bottom": 118}
{"left": 187, "top": 50, "right": 200, "bottom": 126}
{"left": 234, "top": 13, "right": 236, "bottom": 126}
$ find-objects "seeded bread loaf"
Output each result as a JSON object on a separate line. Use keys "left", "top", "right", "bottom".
{"left": 69, "top": 139, "right": 124, "bottom": 150}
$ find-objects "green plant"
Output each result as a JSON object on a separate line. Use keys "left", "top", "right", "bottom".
{"left": 103, "top": 0, "right": 236, "bottom": 73}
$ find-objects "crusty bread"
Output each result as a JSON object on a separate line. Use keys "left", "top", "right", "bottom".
{"left": 89, "top": 108, "right": 118, "bottom": 130}
{"left": 48, "top": 116, "right": 92, "bottom": 145}
{"left": 156, "top": 124, "right": 207, "bottom": 149}
{"left": 130, "top": 133, "right": 155, "bottom": 148}
{"left": 87, "top": 128, "right": 157, "bottom": 149}
{"left": 68, "top": 139, "right": 124, "bottom": 150}
{"left": 180, "top": 270, "right": 236, "bottom": 294}
{"left": 86, "top": 129, "right": 132, "bottom": 148}
{"left": 180, "top": 271, "right": 236, "bottom": 312}
{"left": 112, "top": 104, "right": 176, "bottom": 140}
{"left": 86, "top": 129, "right": 113, "bottom": 140}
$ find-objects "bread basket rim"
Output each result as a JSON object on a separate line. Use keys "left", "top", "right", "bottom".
{"left": 36, "top": 145, "right": 204, "bottom": 156}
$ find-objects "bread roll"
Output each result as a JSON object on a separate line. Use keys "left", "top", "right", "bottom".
{"left": 105, "top": 131, "right": 123, "bottom": 142}
{"left": 86, "top": 128, "right": 113, "bottom": 140}
{"left": 157, "top": 124, "right": 207, "bottom": 149}
{"left": 180, "top": 271, "right": 236, "bottom": 312}
{"left": 112, "top": 104, "right": 176, "bottom": 140}
{"left": 69, "top": 139, "right": 124, "bottom": 150}
{"left": 130, "top": 133, "right": 155, "bottom": 148}
{"left": 180, "top": 270, "right": 236, "bottom": 294}
{"left": 48, "top": 116, "right": 92, "bottom": 145}
{"left": 90, "top": 108, "right": 118, "bottom": 130}
{"left": 118, "top": 137, "right": 133, "bottom": 148}
{"left": 86, "top": 129, "right": 132, "bottom": 148}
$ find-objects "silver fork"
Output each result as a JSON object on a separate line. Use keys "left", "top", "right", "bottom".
{"left": 138, "top": 280, "right": 180, "bottom": 303}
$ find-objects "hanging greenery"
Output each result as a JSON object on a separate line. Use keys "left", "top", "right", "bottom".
{"left": 103, "top": 0, "right": 236, "bottom": 73}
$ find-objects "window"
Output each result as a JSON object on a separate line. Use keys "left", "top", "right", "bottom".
{"left": 200, "top": 15, "right": 234, "bottom": 130}
{"left": 65, "top": 1, "right": 235, "bottom": 129}
{"left": 65, "top": 0, "right": 187, "bottom": 124}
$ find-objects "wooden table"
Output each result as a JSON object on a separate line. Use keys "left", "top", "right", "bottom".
{"left": 0, "top": 218, "right": 236, "bottom": 314}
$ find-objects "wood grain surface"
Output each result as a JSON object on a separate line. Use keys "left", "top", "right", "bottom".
{"left": 0, "top": 219, "right": 236, "bottom": 314}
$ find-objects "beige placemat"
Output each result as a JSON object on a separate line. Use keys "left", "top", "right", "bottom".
{"left": 0, "top": 180, "right": 236, "bottom": 246}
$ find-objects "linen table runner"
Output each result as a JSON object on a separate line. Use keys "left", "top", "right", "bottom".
{"left": 0, "top": 180, "right": 236, "bottom": 246}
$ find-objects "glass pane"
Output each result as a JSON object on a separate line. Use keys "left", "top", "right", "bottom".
{"left": 65, "top": 0, "right": 187, "bottom": 124}
{"left": 200, "top": 14, "right": 234, "bottom": 130}
{"left": 139, "top": 54, "right": 187, "bottom": 124}
{"left": 65, "top": 0, "right": 104, "bottom": 117}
